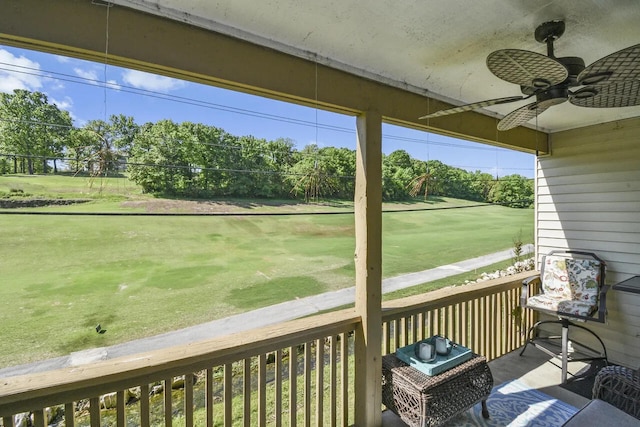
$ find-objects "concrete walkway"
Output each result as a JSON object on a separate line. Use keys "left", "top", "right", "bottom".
{"left": 0, "top": 245, "right": 532, "bottom": 378}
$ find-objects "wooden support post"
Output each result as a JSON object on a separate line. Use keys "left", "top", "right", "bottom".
{"left": 354, "top": 110, "right": 383, "bottom": 426}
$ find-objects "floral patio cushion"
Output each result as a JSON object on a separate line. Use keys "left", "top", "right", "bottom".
{"left": 526, "top": 294, "right": 597, "bottom": 317}
{"left": 528, "top": 254, "right": 602, "bottom": 316}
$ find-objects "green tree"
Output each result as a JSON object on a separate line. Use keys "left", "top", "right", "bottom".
{"left": 407, "top": 161, "right": 433, "bottom": 200}
{"left": 0, "top": 89, "right": 72, "bottom": 174}
{"left": 71, "top": 115, "right": 138, "bottom": 176}
{"left": 488, "top": 174, "right": 534, "bottom": 208}
{"left": 382, "top": 150, "right": 415, "bottom": 201}
{"left": 289, "top": 144, "right": 336, "bottom": 202}
{"left": 319, "top": 146, "right": 356, "bottom": 199}
{"left": 128, "top": 120, "right": 192, "bottom": 194}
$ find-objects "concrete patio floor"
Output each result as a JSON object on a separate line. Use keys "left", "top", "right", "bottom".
{"left": 382, "top": 345, "right": 591, "bottom": 426}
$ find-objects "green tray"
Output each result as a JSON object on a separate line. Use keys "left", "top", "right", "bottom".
{"left": 395, "top": 339, "right": 473, "bottom": 376}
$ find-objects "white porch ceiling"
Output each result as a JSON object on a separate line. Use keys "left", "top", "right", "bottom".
{"left": 111, "top": 0, "right": 640, "bottom": 133}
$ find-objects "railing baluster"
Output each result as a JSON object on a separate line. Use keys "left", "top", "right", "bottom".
{"left": 65, "top": 402, "right": 75, "bottom": 427}
{"left": 258, "top": 354, "right": 267, "bottom": 427}
{"left": 275, "top": 349, "right": 283, "bottom": 427}
{"left": 224, "top": 363, "right": 232, "bottom": 427}
{"left": 116, "top": 390, "right": 125, "bottom": 427}
{"left": 502, "top": 291, "right": 509, "bottom": 355}
{"left": 32, "top": 409, "right": 45, "bottom": 427}
{"left": 289, "top": 345, "right": 298, "bottom": 427}
{"left": 382, "top": 321, "right": 390, "bottom": 355}
{"left": 315, "top": 338, "right": 324, "bottom": 427}
{"left": 205, "top": 368, "right": 213, "bottom": 427}
{"left": 184, "top": 373, "right": 194, "bottom": 427}
{"left": 469, "top": 298, "right": 482, "bottom": 353}
{"left": 164, "top": 378, "right": 172, "bottom": 427}
{"left": 3, "top": 416, "right": 15, "bottom": 427}
{"left": 340, "top": 332, "right": 348, "bottom": 427}
{"left": 304, "top": 342, "right": 311, "bottom": 427}
{"left": 90, "top": 397, "right": 100, "bottom": 427}
{"left": 450, "top": 304, "right": 455, "bottom": 338}
{"left": 459, "top": 301, "right": 467, "bottom": 347}
{"left": 479, "top": 297, "right": 485, "bottom": 353}
{"left": 140, "top": 384, "right": 150, "bottom": 427}
{"left": 330, "top": 335, "right": 337, "bottom": 427}
{"left": 393, "top": 319, "right": 400, "bottom": 351}
{"left": 243, "top": 358, "right": 251, "bottom": 427}
{"left": 492, "top": 292, "right": 499, "bottom": 360}
{"left": 402, "top": 317, "right": 409, "bottom": 347}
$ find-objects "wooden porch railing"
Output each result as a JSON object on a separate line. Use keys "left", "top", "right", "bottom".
{"left": 0, "top": 310, "right": 360, "bottom": 427}
{"left": 0, "top": 272, "right": 535, "bottom": 426}
{"left": 381, "top": 271, "right": 537, "bottom": 358}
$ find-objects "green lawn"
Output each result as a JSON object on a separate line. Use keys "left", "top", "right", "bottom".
{"left": 0, "top": 175, "right": 533, "bottom": 367}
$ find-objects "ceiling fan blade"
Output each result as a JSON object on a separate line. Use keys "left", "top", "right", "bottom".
{"left": 418, "top": 95, "right": 527, "bottom": 120}
{"left": 571, "top": 80, "right": 640, "bottom": 108}
{"left": 497, "top": 102, "right": 550, "bottom": 131}
{"left": 578, "top": 43, "right": 640, "bottom": 86}
{"left": 487, "top": 49, "right": 568, "bottom": 88}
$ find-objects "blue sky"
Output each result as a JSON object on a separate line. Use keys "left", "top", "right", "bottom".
{"left": 0, "top": 45, "right": 534, "bottom": 178}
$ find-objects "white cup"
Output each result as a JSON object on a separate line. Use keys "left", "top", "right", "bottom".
{"left": 435, "top": 336, "right": 451, "bottom": 355}
{"left": 415, "top": 341, "right": 436, "bottom": 361}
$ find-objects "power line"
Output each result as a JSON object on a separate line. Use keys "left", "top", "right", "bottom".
{"left": 1, "top": 62, "right": 526, "bottom": 153}
{"left": 0, "top": 202, "right": 507, "bottom": 217}
{"left": 1, "top": 152, "right": 535, "bottom": 186}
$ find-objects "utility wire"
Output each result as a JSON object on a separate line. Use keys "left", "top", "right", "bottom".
{"left": 0, "top": 202, "right": 522, "bottom": 217}
{"left": 1, "top": 63, "right": 523, "bottom": 152}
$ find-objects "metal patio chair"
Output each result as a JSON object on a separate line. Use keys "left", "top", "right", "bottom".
{"left": 520, "top": 250, "right": 609, "bottom": 383}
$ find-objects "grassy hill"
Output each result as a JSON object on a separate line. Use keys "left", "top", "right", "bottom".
{"left": 0, "top": 174, "right": 533, "bottom": 367}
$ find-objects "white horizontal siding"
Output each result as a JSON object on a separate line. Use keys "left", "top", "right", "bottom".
{"left": 538, "top": 221, "right": 640, "bottom": 233}
{"left": 536, "top": 117, "right": 640, "bottom": 369}
{"left": 538, "top": 211, "right": 638, "bottom": 222}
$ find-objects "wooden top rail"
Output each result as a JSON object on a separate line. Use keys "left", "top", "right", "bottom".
{"left": 382, "top": 271, "right": 536, "bottom": 322}
{"left": 0, "top": 308, "right": 360, "bottom": 417}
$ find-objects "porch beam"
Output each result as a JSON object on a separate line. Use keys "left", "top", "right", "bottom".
{"left": 354, "top": 111, "right": 383, "bottom": 426}
{"left": 0, "top": 0, "right": 548, "bottom": 154}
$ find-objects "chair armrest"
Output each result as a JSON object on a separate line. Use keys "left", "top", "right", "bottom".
{"left": 593, "top": 365, "right": 640, "bottom": 420}
{"left": 521, "top": 275, "right": 540, "bottom": 306}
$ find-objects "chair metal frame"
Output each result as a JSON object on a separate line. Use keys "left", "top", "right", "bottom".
{"left": 519, "top": 250, "right": 610, "bottom": 383}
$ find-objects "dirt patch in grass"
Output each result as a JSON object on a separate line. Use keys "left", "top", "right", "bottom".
{"left": 119, "top": 198, "right": 351, "bottom": 214}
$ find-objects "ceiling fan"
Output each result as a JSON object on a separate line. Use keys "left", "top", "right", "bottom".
{"left": 419, "top": 20, "right": 640, "bottom": 131}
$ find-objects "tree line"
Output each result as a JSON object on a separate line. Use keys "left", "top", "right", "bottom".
{"left": 0, "top": 89, "right": 533, "bottom": 207}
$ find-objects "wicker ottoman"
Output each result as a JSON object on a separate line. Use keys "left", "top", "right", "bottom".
{"left": 382, "top": 353, "right": 493, "bottom": 427}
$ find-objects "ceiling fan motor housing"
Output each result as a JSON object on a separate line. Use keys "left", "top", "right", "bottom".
{"left": 557, "top": 56, "right": 585, "bottom": 84}
{"left": 535, "top": 87, "right": 569, "bottom": 108}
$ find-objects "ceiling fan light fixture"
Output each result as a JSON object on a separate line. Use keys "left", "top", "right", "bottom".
{"left": 579, "top": 71, "right": 613, "bottom": 86}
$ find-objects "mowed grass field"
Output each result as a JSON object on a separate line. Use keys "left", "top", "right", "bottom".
{"left": 0, "top": 175, "right": 533, "bottom": 367}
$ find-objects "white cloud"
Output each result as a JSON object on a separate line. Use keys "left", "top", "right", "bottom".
{"left": 0, "top": 49, "right": 44, "bottom": 93}
{"left": 49, "top": 80, "right": 66, "bottom": 91}
{"left": 55, "top": 55, "right": 70, "bottom": 63}
{"left": 74, "top": 67, "right": 100, "bottom": 84}
{"left": 106, "top": 79, "right": 122, "bottom": 91}
{"left": 122, "top": 69, "right": 186, "bottom": 92}
{"left": 49, "top": 96, "right": 73, "bottom": 111}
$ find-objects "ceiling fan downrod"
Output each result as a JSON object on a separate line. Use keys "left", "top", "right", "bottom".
{"left": 535, "top": 20, "right": 565, "bottom": 58}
